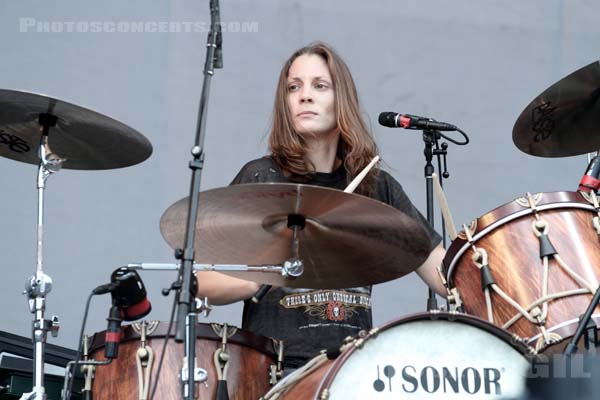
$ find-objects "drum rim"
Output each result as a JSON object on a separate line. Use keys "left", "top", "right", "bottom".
{"left": 443, "top": 191, "right": 594, "bottom": 282}
{"left": 315, "top": 311, "right": 535, "bottom": 398}
{"left": 88, "top": 321, "right": 279, "bottom": 358}
{"left": 527, "top": 313, "right": 600, "bottom": 349}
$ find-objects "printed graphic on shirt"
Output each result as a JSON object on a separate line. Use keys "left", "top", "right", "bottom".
{"left": 279, "top": 289, "right": 372, "bottom": 322}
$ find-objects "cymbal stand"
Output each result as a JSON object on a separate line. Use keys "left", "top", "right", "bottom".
{"left": 283, "top": 214, "right": 305, "bottom": 279}
{"left": 20, "top": 113, "right": 64, "bottom": 400}
{"left": 231, "top": 213, "right": 306, "bottom": 302}
{"left": 171, "top": 0, "right": 222, "bottom": 398}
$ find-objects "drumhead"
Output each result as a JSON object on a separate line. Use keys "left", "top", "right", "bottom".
{"left": 318, "top": 312, "right": 533, "bottom": 399}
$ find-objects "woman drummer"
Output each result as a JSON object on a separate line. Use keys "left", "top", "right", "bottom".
{"left": 197, "top": 42, "right": 446, "bottom": 370}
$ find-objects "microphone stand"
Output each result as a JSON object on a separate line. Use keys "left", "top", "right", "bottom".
{"left": 421, "top": 128, "right": 446, "bottom": 311}
{"left": 564, "top": 284, "right": 600, "bottom": 355}
{"left": 381, "top": 113, "right": 468, "bottom": 311}
{"left": 170, "top": 1, "right": 222, "bottom": 399}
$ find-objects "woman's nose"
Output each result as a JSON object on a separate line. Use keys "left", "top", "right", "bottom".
{"left": 299, "top": 87, "right": 313, "bottom": 103}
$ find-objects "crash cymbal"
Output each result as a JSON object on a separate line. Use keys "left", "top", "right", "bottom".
{"left": 513, "top": 60, "right": 600, "bottom": 157}
{"left": 0, "top": 89, "right": 152, "bottom": 169}
{"left": 160, "top": 183, "right": 432, "bottom": 289}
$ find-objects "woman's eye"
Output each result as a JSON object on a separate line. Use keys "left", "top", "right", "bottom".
{"left": 315, "top": 83, "right": 327, "bottom": 89}
{"left": 288, "top": 84, "right": 300, "bottom": 91}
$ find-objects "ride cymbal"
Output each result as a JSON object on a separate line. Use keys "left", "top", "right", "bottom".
{"left": 513, "top": 61, "right": 600, "bottom": 157}
{"left": 160, "top": 183, "right": 433, "bottom": 289}
{"left": 0, "top": 89, "right": 152, "bottom": 169}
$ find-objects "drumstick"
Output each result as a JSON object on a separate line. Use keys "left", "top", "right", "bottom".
{"left": 344, "top": 156, "right": 380, "bottom": 193}
{"left": 432, "top": 172, "right": 458, "bottom": 240}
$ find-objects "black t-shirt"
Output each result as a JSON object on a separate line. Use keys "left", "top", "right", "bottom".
{"left": 230, "top": 156, "right": 441, "bottom": 368}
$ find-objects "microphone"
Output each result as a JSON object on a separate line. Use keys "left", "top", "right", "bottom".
{"left": 578, "top": 155, "right": 600, "bottom": 193}
{"left": 97, "top": 267, "right": 152, "bottom": 359}
{"left": 110, "top": 267, "right": 152, "bottom": 321}
{"left": 104, "top": 305, "right": 121, "bottom": 359}
{"left": 378, "top": 112, "right": 457, "bottom": 131}
{"left": 251, "top": 284, "right": 272, "bottom": 303}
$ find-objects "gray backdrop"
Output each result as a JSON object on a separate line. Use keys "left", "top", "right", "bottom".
{"left": 0, "top": 0, "right": 598, "bottom": 352}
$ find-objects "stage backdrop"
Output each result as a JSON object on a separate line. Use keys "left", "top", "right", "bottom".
{"left": 0, "top": 0, "right": 598, "bottom": 351}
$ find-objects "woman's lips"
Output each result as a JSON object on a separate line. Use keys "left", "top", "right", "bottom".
{"left": 298, "top": 111, "right": 317, "bottom": 117}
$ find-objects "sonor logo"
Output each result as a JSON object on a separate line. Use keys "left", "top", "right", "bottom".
{"left": 0, "top": 131, "right": 31, "bottom": 153}
{"left": 373, "top": 364, "right": 504, "bottom": 395}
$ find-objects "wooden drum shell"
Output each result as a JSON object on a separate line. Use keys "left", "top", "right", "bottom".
{"left": 444, "top": 191, "right": 600, "bottom": 352}
{"left": 88, "top": 322, "right": 278, "bottom": 400}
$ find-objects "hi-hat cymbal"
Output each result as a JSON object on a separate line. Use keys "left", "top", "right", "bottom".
{"left": 0, "top": 89, "right": 152, "bottom": 169}
{"left": 160, "top": 183, "right": 432, "bottom": 289}
{"left": 513, "top": 60, "right": 600, "bottom": 157}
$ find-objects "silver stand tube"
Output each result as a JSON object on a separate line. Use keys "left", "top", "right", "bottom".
{"left": 21, "top": 116, "right": 63, "bottom": 400}
{"left": 126, "top": 262, "right": 284, "bottom": 273}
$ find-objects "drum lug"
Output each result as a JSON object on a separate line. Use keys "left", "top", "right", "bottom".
{"left": 80, "top": 335, "right": 95, "bottom": 397}
{"left": 447, "top": 287, "right": 463, "bottom": 311}
{"left": 269, "top": 364, "right": 282, "bottom": 385}
{"left": 132, "top": 320, "right": 160, "bottom": 338}
{"left": 269, "top": 339, "right": 284, "bottom": 385}
{"left": 81, "top": 364, "right": 96, "bottom": 393}
{"left": 457, "top": 219, "right": 477, "bottom": 240}
{"left": 215, "top": 323, "right": 238, "bottom": 342}
{"left": 516, "top": 192, "right": 543, "bottom": 209}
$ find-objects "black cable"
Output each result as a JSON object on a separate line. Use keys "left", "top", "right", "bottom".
{"left": 149, "top": 290, "right": 179, "bottom": 400}
{"left": 66, "top": 291, "right": 95, "bottom": 400}
{"left": 439, "top": 128, "right": 469, "bottom": 146}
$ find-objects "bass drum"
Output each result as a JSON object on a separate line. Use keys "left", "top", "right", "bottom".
{"left": 88, "top": 321, "right": 282, "bottom": 400}
{"left": 265, "top": 312, "right": 533, "bottom": 400}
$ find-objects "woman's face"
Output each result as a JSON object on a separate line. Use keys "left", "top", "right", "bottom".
{"left": 286, "top": 54, "right": 337, "bottom": 138}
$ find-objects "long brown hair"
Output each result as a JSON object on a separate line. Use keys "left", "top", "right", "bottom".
{"left": 269, "top": 42, "right": 378, "bottom": 195}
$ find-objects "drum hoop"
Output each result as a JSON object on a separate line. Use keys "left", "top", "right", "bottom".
{"left": 445, "top": 194, "right": 594, "bottom": 282}
{"left": 88, "top": 322, "right": 279, "bottom": 358}
{"left": 526, "top": 313, "right": 600, "bottom": 347}
{"left": 315, "top": 311, "right": 534, "bottom": 397}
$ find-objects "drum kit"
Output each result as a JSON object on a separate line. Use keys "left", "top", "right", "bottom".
{"left": 1, "top": 43, "right": 599, "bottom": 400}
